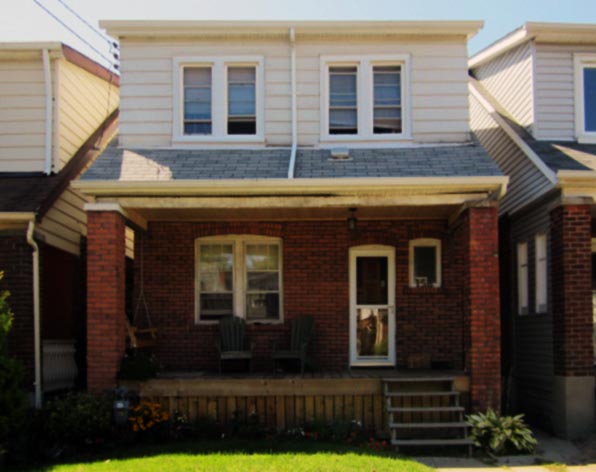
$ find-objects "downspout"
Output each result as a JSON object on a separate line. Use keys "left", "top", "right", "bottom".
{"left": 42, "top": 49, "right": 53, "bottom": 175}
{"left": 287, "top": 27, "right": 297, "bottom": 179}
{"left": 26, "top": 221, "right": 42, "bottom": 409}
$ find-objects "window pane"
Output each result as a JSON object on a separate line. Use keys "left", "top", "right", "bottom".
{"left": 329, "top": 67, "right": 357, "bottom": 135}
{"left": 201, "top": 294, "right": 233, "bottom": 319}
{"left": 374, "top": 65, "right": 401, "bottom": 134}
{"left": 246, "top": 293, "right": 280, "bottom": 320}
{"left": 413, "top": 246, "right": 436, "bottom": 286}
{"left": 584, "top": 67, "right": 596, "bottom": 132}
{"left": 247, "top": 272, "right": 279, "bottom": 291}
{"left": 356, "top": 257, "right": 388, "bottom": 305}
{"left": 357, "top": 308, "right": 388, "bottom": 357}
{"left": 246, "top": 244, "right": 279, "bottom": 270}
{"left": 184, "top": 67, "right": 211, "bottom": 135}
{"left": 200, "top": 244, "right": 233, "bottom": 272}
{"left": 200, "top": 271, "right": 233, "bottom": 292}
{"left": 228, "top": 66, "right": 256, "bottom": 135}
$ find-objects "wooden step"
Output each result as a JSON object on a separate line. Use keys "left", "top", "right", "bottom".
{"left": 391, "top": 438, "right": 473, "bottom": 446}
{"left": 389, "top": 421, "right": 468, "bottom": 429}
{"left": 385, "top": 390, "right": 459, "bottom": 397}
{"left": 388, "top": 406, "right": 464, "bottom": 413}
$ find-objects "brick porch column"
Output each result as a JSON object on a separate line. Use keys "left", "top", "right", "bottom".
{"left": 550, "top": 204, "right": 594, "bottom": 439}
{"left": 86, "top": 211, "right": 126, "bottom": 393}
{"left": 460, "top": 206, "right": 501, "bottom": 412}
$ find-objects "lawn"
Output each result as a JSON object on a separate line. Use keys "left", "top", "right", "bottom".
{"left": 27, "top": 440, "right": 434, "bottom": 472}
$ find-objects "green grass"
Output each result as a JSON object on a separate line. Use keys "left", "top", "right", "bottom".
{"left": 26, "top": 440, "right": 434, "bottom": 472}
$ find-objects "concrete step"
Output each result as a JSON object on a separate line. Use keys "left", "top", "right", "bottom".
{"left": 389, "top": 421, "right": 468, "bottom": 429}
{"left": 391, "top": 438, "right": 473, "bottom": 447}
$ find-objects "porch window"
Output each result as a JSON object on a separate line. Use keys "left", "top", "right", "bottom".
{"left": 517, "top": 242, "right": 528, "bottom": 315}
{"left": 408, "top": 238, "right": 441, "bottom": 288}
{"left": 195, "top": 236, "right": 282, "bottom": 323}
{"left": 535, "top": 233, "right": 547, "bottom": 313}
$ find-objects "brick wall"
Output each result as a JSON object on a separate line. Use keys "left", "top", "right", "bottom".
{"left": 0, "top": 233, "right": 34, "bottom": 388}
{"left": 87, "top": 212, "right": 126, "bottom": 392}
{"left": 134, "top": 219, "right": 467, "bottom": 373}
{"left": 550, "top": 205, "right": 593, "bottom": 377}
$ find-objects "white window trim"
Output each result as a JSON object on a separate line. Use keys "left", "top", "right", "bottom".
{"left": 517, "top": 242, "right": 529, "bottom": 315}
{"left": 535, "top": 233, "right": 548, "bottom": 314}
{"left": 408, "top": 238, "right": 441, "bottom": 288}
{"left": 320, "top": 54, "right": 412, "bottom": 144}
{"left": 574, "top": 53, "right": 596, "bottom": 144}
{"left": 173, "top": 56, "right": 265, "bottom": 145}
{"left": 194, "top": 234, "right": 283, "bottom": 325}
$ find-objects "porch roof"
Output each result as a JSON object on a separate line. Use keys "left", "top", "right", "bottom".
{"left": 80, "top": 141, "right": 503, "bottom": 182}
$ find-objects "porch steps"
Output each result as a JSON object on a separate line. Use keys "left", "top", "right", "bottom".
{"left": 383, "top": 377, "right": 473, "bottom": 454}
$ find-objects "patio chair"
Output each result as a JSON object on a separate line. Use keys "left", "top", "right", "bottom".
{"left": 272, "top": 315, "right": 314, "bottom": 375}
{"left": 216, "top": 316, "right": 254, "bottom": 374}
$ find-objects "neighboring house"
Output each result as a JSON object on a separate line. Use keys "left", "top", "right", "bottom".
{"left": 73, "top": 20, "right": 508, "bottom": 439}
{"left": 469, "top": 22, "right": 596, "bottom": 439}
{"left": 0, "top": 42, "right": 119, "bottom": 406}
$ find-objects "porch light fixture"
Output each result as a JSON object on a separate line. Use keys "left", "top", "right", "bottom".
{"left": 348, "top": 208, "right": 357, "bottom": 231}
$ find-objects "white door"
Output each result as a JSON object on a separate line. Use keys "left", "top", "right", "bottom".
{"left": 349, "top": 245, "right": 395, "bottom": 367}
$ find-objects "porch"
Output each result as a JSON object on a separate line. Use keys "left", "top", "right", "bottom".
{"left": 120, "top": 369, "right": 470, "bottom": 436}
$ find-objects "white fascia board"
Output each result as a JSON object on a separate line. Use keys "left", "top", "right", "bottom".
{"left": 469, "top": 27, "right": 530, "bottom": 69}
{"left": 0, "top": 212, "right": 36, "bottom": 222}
{"left": 101, "top": 20, "right": 483, "bottom": 40}
{"left": 72, "top": 175, "right": 507, "bottom": 198}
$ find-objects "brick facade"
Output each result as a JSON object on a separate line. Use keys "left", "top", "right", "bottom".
{"left": 550, "top": 204, "right": 593, "bottom": 377}
{"left": 86, "top": 211, "right": 126, "bottom": 392}
{"left": 0, "top": 233, "right": 34, "bottom": 387}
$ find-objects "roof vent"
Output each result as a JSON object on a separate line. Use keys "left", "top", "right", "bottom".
{"left": 330, "top": 148, "right": 350, "bottom": 160}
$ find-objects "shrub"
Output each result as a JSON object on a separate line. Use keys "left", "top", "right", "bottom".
{"left": 118, "top": 350, "right": 159, "bottom": 380}
{"left": 0, "top": 272, "right": 27, "bottom": 453}
{"left": 43, "top": 392, "right": 113, "bottom": 448}
{"left": 466, "top": 409, "right": 538, "bottom": 456}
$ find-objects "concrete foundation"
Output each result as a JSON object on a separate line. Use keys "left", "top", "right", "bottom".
{"left": 552, "top": 375, "right": 595, "bottom": 439}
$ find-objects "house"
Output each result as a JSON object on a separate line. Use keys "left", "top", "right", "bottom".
{"left": 469, "top": 22, "right": 596, "bottom": 439}
{"left": 0, "top": 42, "right": 119, "bottom": 406}
{"left": 73, "top": 20, "right": 508, "bottom": 440}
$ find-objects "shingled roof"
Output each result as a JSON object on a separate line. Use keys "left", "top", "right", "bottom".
{"left": 81, "top": 141, "right": 503, "bottom": 182}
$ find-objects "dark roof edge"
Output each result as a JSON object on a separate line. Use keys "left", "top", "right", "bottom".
{"left": 36, "top": 109, "right": 119, "bottom": 220}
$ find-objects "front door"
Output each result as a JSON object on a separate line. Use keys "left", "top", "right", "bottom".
{"left": 349, "top": 246, "right": 395, "bottom": 367}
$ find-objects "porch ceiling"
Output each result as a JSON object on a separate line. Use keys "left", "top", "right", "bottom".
{"left": 128, "top": 204, "right": 462, "bottom": 222}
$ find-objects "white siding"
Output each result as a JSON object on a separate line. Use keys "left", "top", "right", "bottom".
{"left": 118, "top": 38, "right": 471, "bottom": 148}
{"left": 55, "top": 59, "right": 119, "bottom": 171}
{"left": 534, "top": 43, "right": 596, "bottom": 140}
{"left": 0, "top": 59, "right": 46, "bottom": 172}
{"left": 469, "top": 90, "right": 552, "bottom": 215}
{"left": 472, "top": 42, "right": 535, "bottom": 133}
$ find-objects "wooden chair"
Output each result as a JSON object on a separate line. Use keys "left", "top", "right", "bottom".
{"left": 216, "top": 316, "right": 254, "bottom": 374}
{"left": 272, "top": 316, "right": 314, "bottom": 375}
{"left": 126, "top": 318, "right": 158, "bottom": 349}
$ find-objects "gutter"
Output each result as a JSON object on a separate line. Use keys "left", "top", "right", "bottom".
{"left": 42, "top": 49, "right": 53, "bottom": 175}
{"left": 72, "top": 175, "right": 509, "bottom": 198}
{"left": 287, "top": 27, "right": 297, "bottom": 179}
{"left": 26, "top": 221, "right": 42, "bottom": 409}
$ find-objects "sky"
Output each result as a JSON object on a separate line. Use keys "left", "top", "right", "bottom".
{"left": 1, "top": 0, "right": 595, "bottom": 70}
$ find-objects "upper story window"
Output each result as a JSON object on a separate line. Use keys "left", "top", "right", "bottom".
{"left": 173, "top": 57, "right": 263, "bottom": 144}
{"left": 321, "top": 55, "right": 410, "bottom": 143}
{"left": 574, "top": 54, "right": 596, "bottom": 143}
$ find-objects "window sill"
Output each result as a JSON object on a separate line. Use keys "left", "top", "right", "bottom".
{"left": 172, "top": 135, "right": 266, "bottom": 146}
{"left": 320, "top": 134, "right": 413, "bottom": 145}
{"left": 577, "top": 134, "right": 596, "bottom": 144}
{"left": 194, "top": 319, "right": 283, "bottom": 326}
{"left": 403, "top": 286, "right": 443, "bottom": 294}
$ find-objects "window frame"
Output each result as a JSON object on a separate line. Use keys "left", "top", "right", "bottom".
{"left": 320, "top": 55, "right": 411, "bottom": 143}
{"left": 574, "top": 54, "right": 596, "bottom": 143}
{"left": 173, "top": 56, "right": 264, "bottom": 144}
{"left": 195, "top": 235, "right": 283, "bottom": 324}
{"left": 408, "top": 238, "right": 442, "bottom": 288}
{"left": 517, "top": 241, "right": 529, "bottom": 316}
{"left": 535, "top": 233, "right": 548, "bottom": 314}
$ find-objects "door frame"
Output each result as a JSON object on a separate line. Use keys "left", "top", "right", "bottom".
{"left": 349, "top": 245, "right": 396, "bottom": 367}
